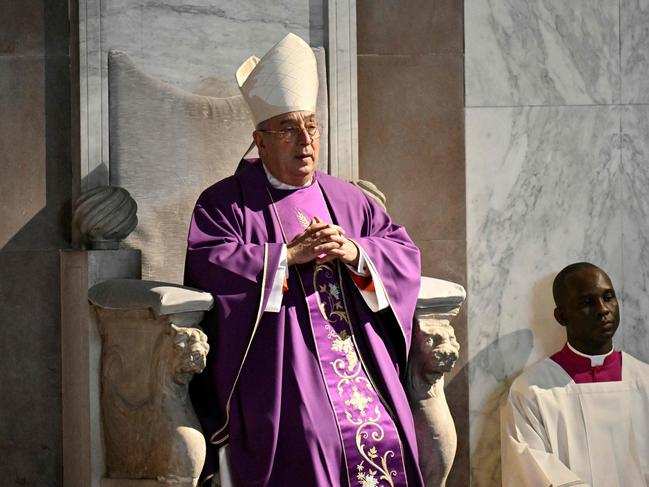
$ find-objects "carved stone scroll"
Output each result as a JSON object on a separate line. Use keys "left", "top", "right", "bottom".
{"left": 73, "top": 185, "right": 138, "bottom": 250}
{"left": 407, "top": 277, "right": 465, "bottom": 487}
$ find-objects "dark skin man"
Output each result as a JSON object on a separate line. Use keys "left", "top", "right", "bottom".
{"left": 552, "top": 263, "right": 620, "bottom": 355}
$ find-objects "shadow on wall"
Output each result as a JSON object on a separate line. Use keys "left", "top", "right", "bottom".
{"left": 470, "top": 329, "right": 534, "bottom": 487}
{"left": 530, "top": 273, "right": 566, "bottom": 358}
{"left": 470, "top": 273, "right": 569, "bottom": 486}
{"left": 0, "top": 7, "right": 72, "bottom": 252}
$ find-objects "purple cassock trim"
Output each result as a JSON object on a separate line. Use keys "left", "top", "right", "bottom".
{"left": 551, "top": 343, "right": 623, "bottom": 383}
{"left": 270, "top": 180, "right": 408, "bottom": 486}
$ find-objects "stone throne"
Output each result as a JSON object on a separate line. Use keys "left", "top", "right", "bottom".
{"left": 66, "top": 50, "right": 464, "bottom": 487}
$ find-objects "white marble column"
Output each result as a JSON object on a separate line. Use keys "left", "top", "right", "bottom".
{"left": 327, "top": 0, "right": 359, "bottom": 179}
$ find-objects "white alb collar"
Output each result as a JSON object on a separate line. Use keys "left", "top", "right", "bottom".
{"left": 567, "top": 341, "right": 614, "bottom": 367}
{"left": 262, "top": 162, "right": 312, "bottom": 190}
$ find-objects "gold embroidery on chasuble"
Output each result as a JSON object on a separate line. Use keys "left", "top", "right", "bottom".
{"left": 267, "top": 187, "right": 407, "bottom": 487}
{"left": 296, "top": 208, "right": 311, "bottom": 229}
{"left": 314, "top": 263, "right": 400, "bottom": 487}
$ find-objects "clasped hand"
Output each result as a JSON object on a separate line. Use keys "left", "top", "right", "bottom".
{"left": 286, "top": 216, "right": 359, "bottom": 267}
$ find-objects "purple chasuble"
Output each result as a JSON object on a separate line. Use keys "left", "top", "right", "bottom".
{"left": 269, "top": 180, "right": 408, "bottom": 487}
{"left": 185, "top": 160, "right": 424, "bottom": 487}
{"left": 551, "top": 343, "right": 622, "bottom": 383}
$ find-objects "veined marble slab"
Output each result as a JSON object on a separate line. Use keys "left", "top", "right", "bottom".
{"left": 465, "top": 0, "right": 620, "bottom": 107}
{"left": 621, "top": 0, "right": 649, "bottom": 103}
{"left": 101, "top": 0, "right": 322, "bottom": 95}
{"left": 466, "top": 105, "right": 623, "bottom": 486}
{"left": 77, "top": 0, "right": 359, "bottom": 190}
{"left": 621, "top": 105, "right": 649, "bottom": 360}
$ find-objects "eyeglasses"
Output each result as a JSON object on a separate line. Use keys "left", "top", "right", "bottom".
{"left": 257, "top": 124, "right": 321, "bottom": 143}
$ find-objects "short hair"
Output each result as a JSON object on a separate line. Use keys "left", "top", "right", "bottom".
{"left": 552, "top": 262, "right": 603, "bottom": 306}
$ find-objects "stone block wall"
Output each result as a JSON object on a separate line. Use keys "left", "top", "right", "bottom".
{"left": 0, "top": 1, "right": 71, "bottom": 485}
{"left": 356, "top": 2, "right": 468, "bottom": 485}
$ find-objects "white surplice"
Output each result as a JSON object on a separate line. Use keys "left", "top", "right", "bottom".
{"left": 501, "top": 352, "right": 649, "bottom": 487}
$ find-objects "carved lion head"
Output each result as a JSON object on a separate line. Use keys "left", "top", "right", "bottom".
{"left": 170, "top": 325, "right": 209, "bottom": 384}
{"left": 420, "top": 324, "right": 460, "bottom": 373}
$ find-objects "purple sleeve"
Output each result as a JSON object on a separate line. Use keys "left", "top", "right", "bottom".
{"left": 186, "top": 200, "right": 282, "bottom": 309}
{"left": 184, "top": 187, "right": 283, "bottom": 472}
{"left": 352, "top": 197, "right": 421, "bottom": 352}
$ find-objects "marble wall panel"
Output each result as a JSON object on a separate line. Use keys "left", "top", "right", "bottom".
{"left": 465, "top": 0, "right": 620, "bottom": 107}
{"left": 357, "top": 3, "right": 466, "bottom": 483}
{"left": 621, "top": 105, "right": 649, "bottom": 362}
{"left": 100, "top": 0, "right": 324, "bottom": 96}
{"left": 466, "top": 105, "right": 623, "bottom": 486}
{"left": 621, "top": 0, "right": 649, "bottom": 103}
{"left": 0, "top": 1, "right": 71, "bottom": 484}
{"left": 0, "top": 1, "right": 69, "bottom": 56}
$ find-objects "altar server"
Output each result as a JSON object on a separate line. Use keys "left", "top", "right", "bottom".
{"left": 501, "top": 262, "right": 649, "bottom": 487}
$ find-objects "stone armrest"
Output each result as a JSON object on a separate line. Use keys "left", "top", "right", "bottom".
{"left": 417, "top": 276, "right": 466, "bottom": 315}
{"left": 89, "top": 278, "right": 214, "bottom": 325}
{"left": 88, "top": 278, "right": 214, "bottom": 485}
{"left": 88, "top": 277, "right": 463, "bottom": 487}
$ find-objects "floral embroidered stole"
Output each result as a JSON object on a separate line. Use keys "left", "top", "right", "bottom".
{"left": 269, "top": 181, "right": 408, "bottom": 487}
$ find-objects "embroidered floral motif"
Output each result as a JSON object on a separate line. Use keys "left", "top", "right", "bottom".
{"left": 331, "top": 331, "right": 358, "bottom": 372}
{"left": 329, "top": 283, "right": 341, "bottom": 300}
{"left": 356, "top": 423, "right": 397, "bottom": 486}
{"left": 315, "top": 264, "right": 350, "bottom": 325}
{"left": 357, "top": 461, "right": 381, "bottom": 487}
{"left": 313, "top": 262, "right": 400, "bottom": 487}
{"left": 346, "top": 385, "right": 373, "bottom": 416}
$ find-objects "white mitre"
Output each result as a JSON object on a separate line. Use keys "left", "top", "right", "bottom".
{"left": 236, "top": 33, "right": 318, "bottom": 126}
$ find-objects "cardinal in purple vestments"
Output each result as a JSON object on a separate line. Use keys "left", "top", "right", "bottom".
{"left": 185, "top": 33, "right": 425, "bottom": 487}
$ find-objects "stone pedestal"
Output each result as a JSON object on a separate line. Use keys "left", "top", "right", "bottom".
{"left": 89, "top": 279, "right": 213, "bottom": 487}
{"left": 60, "top": 250, "right": 141, "bottom": 487}
{"left": 407, "top": 277, "right": 465, "bottom": 487}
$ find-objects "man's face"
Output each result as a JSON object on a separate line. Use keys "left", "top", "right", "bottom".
{"left": 554, "top": 267, "right": 620, "bottom": 354}
{"left": 253, "top": 110, "right": 320, "bottom": 186}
